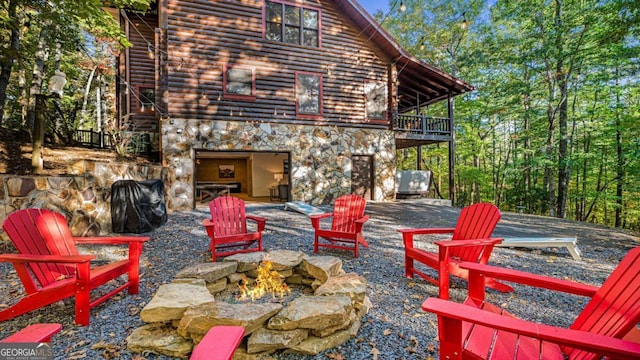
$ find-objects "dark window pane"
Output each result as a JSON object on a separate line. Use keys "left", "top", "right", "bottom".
{"left": 365, "top": 82, "right": 386, "bottom": 119}
{"left": 303, "top": 9, "right": 318, "bottom": 29}
{"left": 285, "top": 5, "right": 300, "bottom": 25}
{"left": 265, "top": 1, "right": 318, "bottom": 48}
{"left": 285, "top": 25, "right": 300, "bottom": 44}
{"left": 266, "top": 2, "right": 282, "bottom": 23}
{"left": 226, "top": 68, "right": 253, "bottom": 96}
{"left": 266, "top": 22, "right": 281, "bottom": 41}
{"left": 139, "top": 88, "right": 155, "bottom": 111}
{"left": 303, "top": 30, "right": 318, "bottom": 47}
{"left": 298, "top": 74, "right": 320, "bottom": 114}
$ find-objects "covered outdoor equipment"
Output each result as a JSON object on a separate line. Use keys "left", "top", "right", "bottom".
{"left": 111, "top": 179, "right": 167, "bottom": 233}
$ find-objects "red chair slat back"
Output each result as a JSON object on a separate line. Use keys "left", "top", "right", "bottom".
{"left": 450, "top": 203, "right": 501, "bottom": 261}
{"left": 565, "top": 246, "right": 640, "bottom": 360}
{"left": 2, "top": 209, "right": 78, "bottom": 288}
{"left": 331, "top": 194, "right": 366, "bottom": 233}
{"left": 208, "top": 196, "right": 248, "bottom": 236}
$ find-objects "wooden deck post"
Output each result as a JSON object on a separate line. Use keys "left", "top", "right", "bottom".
{"left": 447, "top": 92, "right": 455, "bottom": 204}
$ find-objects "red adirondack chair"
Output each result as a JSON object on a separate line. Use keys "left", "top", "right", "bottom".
{"left": 0, "top": 208, "right": 149, "bottom": 326}
{"left": 190, "top": 325, "right": 244, "bottom": 360}
{"left": 422, "top": 246, "right": 640, "bottom": 360}
{"left": 1, "top": 323, "right": 62, "bottom": 343}
{"left": 310, "top": 194, "right": 369, "bottom": 258}
{"left": 398, "top": 203, "right": 512, "bottom": 299}
{"left": 203, "top": 196, "right": 266, "bottom": 261}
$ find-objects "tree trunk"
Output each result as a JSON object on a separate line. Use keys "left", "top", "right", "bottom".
{"left": 615, "top": 66, "right": 623, "bottom": 228}
{"left": 26, "top": 27, "right": 49, "bottom": 135}
{"left": 32, "top": 95, "right": 46, "bottom": 173}
{"left": 29, "top": 28, "right": 50, "bottom": 173}
{"left": 522, "top": 65, "right": 532, "bottom": 210}
{"left": 81, "top": 66, "right": 97, "bottom": 128}
{"left": 554, "top": 0, "right": 569, "bottom": 218}
{"left": 0, "top": 0, "right": 20, "bottom": 125}
{"left": 545, "top": 104, "right": 556, "bottom": 217}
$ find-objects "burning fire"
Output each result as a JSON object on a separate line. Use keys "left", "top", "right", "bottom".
{"left": 238, "top": 260, "right": 290, "bottom": 301}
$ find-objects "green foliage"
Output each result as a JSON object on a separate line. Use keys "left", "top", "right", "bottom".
{"left": 0, "top": 0, "right": 151, "bottom": 141}
{"left": 384, "top": 0, "right": 640, "bottom": 229}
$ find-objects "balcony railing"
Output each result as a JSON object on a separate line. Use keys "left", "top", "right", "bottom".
{"left": 74, "top": 130, "right": 151, "bottom": 155}
{"left": 75, "top": 130, "right": 113, "bottom": 149}
{"left": 392, "top": 114, "right": 451, "bottom": 136}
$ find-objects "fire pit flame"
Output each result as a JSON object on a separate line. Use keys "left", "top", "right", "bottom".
{"left": 238, "top": 260, "right": 291, "bottom": 301}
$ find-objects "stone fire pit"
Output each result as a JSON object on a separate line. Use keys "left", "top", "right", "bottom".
{"left": 127, "top": 250, "right": 370, "bottom": 358}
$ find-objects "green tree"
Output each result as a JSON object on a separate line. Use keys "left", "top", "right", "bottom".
{"left": 0, "top": 0, "right": 151, "bottom": 125}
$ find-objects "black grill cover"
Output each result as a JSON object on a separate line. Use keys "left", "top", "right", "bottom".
{"left": 111, "top": 179, "right": 167, "bottom": 233}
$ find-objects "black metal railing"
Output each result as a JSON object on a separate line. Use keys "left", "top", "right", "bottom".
{"left": 392, "top": 114, "right": 451, "bottom": 135}
{"left": 75, "top": 130, "right": 113, "bottom": 149}
{"left": 74, "top": 130, "right": 151, "bottom": 155}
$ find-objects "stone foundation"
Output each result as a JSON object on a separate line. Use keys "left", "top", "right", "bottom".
{"left": 129, "top": 250, "right": 369, "bottom": 358}
{"left": 162, "top": 119, "right": 397, "bottom": 210}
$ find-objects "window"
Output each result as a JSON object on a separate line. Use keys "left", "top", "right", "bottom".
{"left": 223, "top": 65, "right": 256, "bottom": 100}
{"left": 296, "top": 72, "right": 323, "bottom": 117}
{"left": 364, "top": 81, "right": 387, "bottom": 121}
{"left": 138, "top": 86, "right": 155, "bottom": 112}
{"left": 265, "top": 1, "right": 319, "bottom": 47}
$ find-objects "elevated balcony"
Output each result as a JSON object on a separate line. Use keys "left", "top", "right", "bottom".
{"left": 392, "top": 113, "right": 452, "bottom": 149}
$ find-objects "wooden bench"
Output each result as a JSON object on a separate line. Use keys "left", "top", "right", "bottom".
{"left": 497, "top": 237, "right": 581, "bottom": 261}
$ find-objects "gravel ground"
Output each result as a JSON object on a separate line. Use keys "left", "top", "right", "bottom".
{"left": 1, "top": 200, "right": 638, "bottom": 359}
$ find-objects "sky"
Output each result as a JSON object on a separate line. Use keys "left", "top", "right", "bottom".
{"left": 359, "top": 0, "right": 391, "bottom": 15}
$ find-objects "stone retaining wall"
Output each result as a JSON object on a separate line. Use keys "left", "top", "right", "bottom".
{"left": 0, "top": 160, "right": 167, "bottom": 238}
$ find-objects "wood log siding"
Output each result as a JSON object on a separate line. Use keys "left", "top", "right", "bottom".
{"left": 125, "top": 14, "right": 159, "bottom": 132}
{"left": 163, "top": 0, "right": 391, "bottom": 127}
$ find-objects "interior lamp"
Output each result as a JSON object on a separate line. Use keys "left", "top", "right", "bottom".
{"left": 274, "top": 173, "right": 283, "bottom": 185}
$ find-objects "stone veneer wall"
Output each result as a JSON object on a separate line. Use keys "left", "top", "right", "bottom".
{"left": 0, "top": 160, "right": 167, "bottom": 237}
{"left": 163, "top": 119, "right": 397, "bottom": 210}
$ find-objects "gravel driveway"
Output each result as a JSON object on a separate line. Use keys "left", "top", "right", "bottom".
{"left": 1, "top": 200, "right": 638, "bottom": 359}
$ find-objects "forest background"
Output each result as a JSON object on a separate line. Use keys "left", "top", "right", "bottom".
{"left": 382, "top": 0, "right": 639, "bottom": 230}
{"left": 0, "top": 0, "right": 638, "bottom": 229}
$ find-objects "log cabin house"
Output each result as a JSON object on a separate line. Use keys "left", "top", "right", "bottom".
{"left": 115, "top": 0, "right": 473, "bottom": 210}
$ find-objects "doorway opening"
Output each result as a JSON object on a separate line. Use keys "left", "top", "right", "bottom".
{"left": 194, "top": 150, "right": 291, "bottom": 206}
{"left": 351, "top": 155, "right": 374, "bottom": 200}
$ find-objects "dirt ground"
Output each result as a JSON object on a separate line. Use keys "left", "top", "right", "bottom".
{"left": 0, "top": 127, "right": 152, "bottom": 174}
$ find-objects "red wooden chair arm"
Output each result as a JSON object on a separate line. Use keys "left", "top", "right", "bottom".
{"left": 398, "top": 227, "right": 456, "bottom": 248}
{"left": 397, "top": 227, "right": 456, "bottom": 236}
{"left": 74, "top": 236, "right": 150, "bottom": 244}
{"left": 435, "top": 237, "right": 503, "bottom": 248}
{"left": 190, "top": 325, "right": 244, "bottom": 360}
{"left": 203, "top": 218, "right": 215, "bottom": 237}
{"left": 0, "top": 253, "right": 95, "bottom": 264}
{"left": 423, "top": 297, "right": 640, "bottom": 359}
{"left": 460, "top": 262, "right": 599, "bottom": 298}
{"left": 246, "top": 215, "right": 267, "bottom": 232}
{"left": 1, "top": 323, "right": 63, "bottom": 343}
{"left": 353, "top": 215, "right": 369, "bottom": 233}
{"left": 310, "top": 212, "right": 333, "bottom": 230}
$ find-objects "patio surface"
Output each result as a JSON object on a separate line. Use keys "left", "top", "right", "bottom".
{"left": 0, "top": 200, "right": 638, "bottom": 359}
